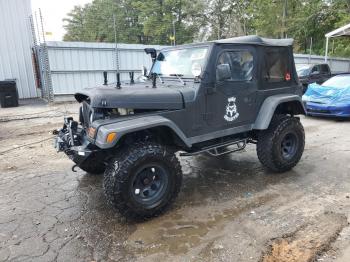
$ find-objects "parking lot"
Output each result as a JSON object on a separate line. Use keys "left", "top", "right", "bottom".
{"left": 1, "top": 100, "right": 350, "bottom": 262}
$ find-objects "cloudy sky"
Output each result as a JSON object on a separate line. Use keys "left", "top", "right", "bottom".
{"left": 31, "top": 0, "right": 92, "bottom": 41}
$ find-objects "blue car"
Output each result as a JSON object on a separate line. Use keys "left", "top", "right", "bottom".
{"left": 302, "top": 74, "right": 350, "bottom": 118}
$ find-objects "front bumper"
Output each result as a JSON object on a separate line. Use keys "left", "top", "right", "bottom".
{"left": 54, "top": 117, "right": 97, "bottom": 166}
{"left": 305, "top": 102, "right": 350, "bottom": 118}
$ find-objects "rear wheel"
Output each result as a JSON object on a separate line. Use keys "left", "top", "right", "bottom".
{"left": 257, "top": 115, "right": 305, "bottom": 172}
{"left": 103, "top": 141, "right": 182, "bottom": 218}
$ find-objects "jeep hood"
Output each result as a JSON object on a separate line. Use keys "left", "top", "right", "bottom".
{"left": 75, "top": 85, "right": 195, "bottom": 109}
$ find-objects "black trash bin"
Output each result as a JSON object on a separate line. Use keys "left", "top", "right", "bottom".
{"left": 0, "top": 80, "right": 19, "bottom": 108}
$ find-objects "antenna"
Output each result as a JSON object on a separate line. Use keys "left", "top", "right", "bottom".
{"left": 113, "top": 14, "right": 121, "bottom": 89}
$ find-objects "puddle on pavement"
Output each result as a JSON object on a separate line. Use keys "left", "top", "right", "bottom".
{"left": 126, "top": 193, "right": 277, "bottom": 256}
{"left": 261, "top": 212, "right": 347, "bottom": 262}
{"left": 74, "top": 153, "right": 302, "bottom": 259}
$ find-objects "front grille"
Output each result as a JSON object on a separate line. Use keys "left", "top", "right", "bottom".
{"left": 81, "top": 101, "right": 92, "bottom": 127}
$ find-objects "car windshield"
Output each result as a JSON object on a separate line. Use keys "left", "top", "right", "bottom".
{"left": 322, "top": 75, "right": 350, "bottom": 88}
{"left": 151, "top": 46, "right": 209, "bottom": 78}
{"left": 296, "top": 66, "right": 310, "bottom": 77}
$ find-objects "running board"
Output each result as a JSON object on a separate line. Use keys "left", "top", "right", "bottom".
{"left": 180, "top": 139, "right": 247, "bottom": 157}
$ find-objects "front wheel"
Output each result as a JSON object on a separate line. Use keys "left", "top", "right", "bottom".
{"left": 256, "top": 115, "right": 305, "bottom": 172}
{"left": 103, "top": 142, "right": 182, "bottom": 218}
{"left": 79, "top": 154, "right": 106, "bottom": 175}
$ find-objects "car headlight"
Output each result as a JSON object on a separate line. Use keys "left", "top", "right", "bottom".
{"left": 87, "top": 127, "right": 96, "bottom": 138}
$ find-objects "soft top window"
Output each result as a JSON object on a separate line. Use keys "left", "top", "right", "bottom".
{"left": 217, "top": 50, "right": 254, "bottom": 81}
{"left": 263, "top": 47, "right": 290, "bottom": 82}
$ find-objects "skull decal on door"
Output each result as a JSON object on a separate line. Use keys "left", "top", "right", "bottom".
{"left": 224, "top": 97, "right": 239, "bottom": 122}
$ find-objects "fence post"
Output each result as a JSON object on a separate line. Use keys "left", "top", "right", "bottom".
{"left": 39, "top": 9, "right": 54, "bottom": 102}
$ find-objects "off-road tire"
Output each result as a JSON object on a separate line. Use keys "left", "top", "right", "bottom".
{"left": 79, "top": 155, "right": 106, "bottom": 175}
{"left": 103, "top": 141, "right": 182, "bottom": 218}
{"left": 257, "top": 115, "right": 305, "bottom": 172}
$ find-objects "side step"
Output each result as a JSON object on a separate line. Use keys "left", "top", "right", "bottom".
{"left": 180, "top": 139, "right": 247, "bottom": 157}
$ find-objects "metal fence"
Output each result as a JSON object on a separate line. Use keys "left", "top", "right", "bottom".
{"left": 37, "top": 41, "right": 350, "bottom": 101}
{"left": 40, "top": 41, "right": 165, "bottom": 100}
{"left": 294, "top": 54, "right": 350, "bottom": 73}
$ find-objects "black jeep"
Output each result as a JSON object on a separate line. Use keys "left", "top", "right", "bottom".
{"left": 55, "top": 35, "right": 305, "bottom": 218}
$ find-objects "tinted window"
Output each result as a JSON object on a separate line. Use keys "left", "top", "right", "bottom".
{"left": 263, "top": 47, "right": 290, "bottom": 82}
{"left": 311, "top": 66, "right": 319, "bottom": 73}
{"left": 320, "top": 64, "right": 330, "bottom": 74}
{"left": 217, "top": 50, "right": 253, "bottom": 81}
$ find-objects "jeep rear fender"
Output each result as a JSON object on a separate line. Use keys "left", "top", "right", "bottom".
{"left": 253, "top": 94, "right": 306, "bottom": 130}
{"left": 95, "top": 116, "right": 191, "bottom": 149}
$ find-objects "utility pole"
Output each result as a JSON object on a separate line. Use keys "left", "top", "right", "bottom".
{"left": 217, "top": 24, "right": 220, "bottom": 40}
{"left": 282, "top": 0, "right": 288, "bottom": 38}
{"left": 172, "top": 20, "right": 176, "bottom": 46}
{"left": 309, "top": 37, "right": 312, "bottom": 64}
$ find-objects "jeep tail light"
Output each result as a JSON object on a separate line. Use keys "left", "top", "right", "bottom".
{"left": 285, "top": 72, "right": 291, "bottom": 81}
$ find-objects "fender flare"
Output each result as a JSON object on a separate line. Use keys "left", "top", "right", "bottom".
{"left": 253, "top": 94, "right": 306, "bottom": 130}
{"left": 94, "top": 115, "right": 191, "bottom": 149}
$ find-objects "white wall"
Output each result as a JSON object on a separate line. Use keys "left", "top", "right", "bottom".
{"left": 294, "top": 54, "right": 350, "bottom": 73}
{"left": 0, "top": 0, "right": 38, "bottom": 99}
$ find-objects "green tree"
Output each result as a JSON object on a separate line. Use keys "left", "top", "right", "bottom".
{"left": 63, "top": 6, "right": 88, "bottom": 41}
{"left": 63, "top": 0, "right": 350, "bottom": 57}
{"left": 63, "top": 0, "right": 205, "bottom": 45}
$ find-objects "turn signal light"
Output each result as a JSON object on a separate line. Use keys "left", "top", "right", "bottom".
{"left": 106, "top": 132, "right": 117, "bottom": 143}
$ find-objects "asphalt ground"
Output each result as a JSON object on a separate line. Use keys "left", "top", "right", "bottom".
{"left": 1, "top": 99, "right": 350, "bottom": 261}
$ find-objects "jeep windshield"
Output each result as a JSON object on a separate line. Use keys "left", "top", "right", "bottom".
{"left": 296, "top": 65, "right": 311, "bottom": 77}
{"left": 151, "top": 46, "right": 209, "bottom": 78}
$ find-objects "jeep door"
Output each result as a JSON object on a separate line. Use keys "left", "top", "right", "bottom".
{"left": 205, "top": 46, "right": 258, "bottom": 130}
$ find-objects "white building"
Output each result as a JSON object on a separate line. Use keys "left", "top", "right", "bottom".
{"left": 0, "top": 0, "right": 38, "bottom": 99}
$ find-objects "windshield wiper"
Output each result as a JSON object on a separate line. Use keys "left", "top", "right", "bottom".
{"left": 169, "top": 74, "right": 186, "bottom": 86}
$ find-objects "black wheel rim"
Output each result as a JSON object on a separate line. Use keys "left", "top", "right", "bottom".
{"left": 131, "top": 164, "right": 169, "bottom": 206}
{"left": 281, "top": 132, "right": 298, "bottom": 160}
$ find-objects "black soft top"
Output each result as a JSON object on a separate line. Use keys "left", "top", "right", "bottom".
{"left": 213, "top": 35, "right": 293, "bottom": 47}
{"left": 160, "top": 35, "right": 293, "bottom": 52}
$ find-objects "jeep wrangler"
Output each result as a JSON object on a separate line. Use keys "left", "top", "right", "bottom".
{"left": 55, "top": 35, "right": 305, "bottom": 218}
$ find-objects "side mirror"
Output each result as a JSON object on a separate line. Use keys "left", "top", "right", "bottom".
{"left": 216, "top": 64, "right": 231, "bottom": 82}
{"left": 144, "top": 48, "right": 157, "bottom": 62}
{"left": 310, "top": 71, "right": 319, "bottom": 76}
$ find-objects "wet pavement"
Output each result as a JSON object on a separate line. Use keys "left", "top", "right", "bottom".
{"left": 1, "top": 100, "right": 350, "bottom": 261}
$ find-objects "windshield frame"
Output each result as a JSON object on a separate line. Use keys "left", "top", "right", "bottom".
{"left": 149, "top": 44, "right": 212, "bottom": 79}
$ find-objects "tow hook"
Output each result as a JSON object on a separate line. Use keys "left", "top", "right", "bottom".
{"left": 72, "top": 164, "right": 78, "bottom": 172}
